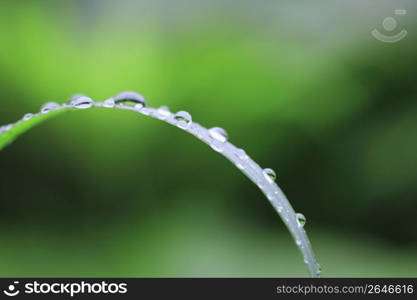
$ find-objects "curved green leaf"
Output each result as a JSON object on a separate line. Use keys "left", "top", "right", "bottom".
{"left": 0, "top": 99, "right": 321, "bottom": 277}
{"left": 0, "top": 109, "right": 68, "bottom": 150}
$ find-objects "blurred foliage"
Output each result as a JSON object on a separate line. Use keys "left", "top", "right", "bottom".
{"left": 0, "top": 0, "right": 416, "bottom": 276}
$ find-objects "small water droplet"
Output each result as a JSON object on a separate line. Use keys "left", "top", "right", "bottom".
{"left": 70, "top": 95, "right": 93, "bottom": 109}
{"left": 296, "top": 239, "right": 302, "bottom": 246}
{"left": 132, "top": 104, "right": 143, "bottom": 112}
{"left": 23, "top": 113, "right": 34, "bottom": 121}
{"left": 157, "top": 106, "right": 171, "bottom": 119}
{"left": 316, "top": 262, "right": 322, "bottom": 274}
{"left": 131, "top": 103, "right": 142, "bottom": 110}
{"left": 296, "top": 213, "right": 306, "bottom": 228}
{"left": 0, "top": 125, "right": 11, "bottom": 134}
{"left": 236, "top": 149, "right": 248, "bottom": 160}
{"left": 140, "top": 107, "right": 151, "bottom": 115}
{"left": 209, "top": 127, "right": 228, "bottom": 143}
{"left": 103, "top": 98, "right": 115, "bottom": 108}
{"left": 277, "top": 206, "right": 283, "bottom": 213}
{"left": 113, "top": 91, "right": 146, "bottom": 107}
{"left": 41, "top": 102, "right": 60, "bottom": 113}
{"left": 263, "top": 168, "right": 276, "bottom": 182}
{"left": 174, "top": 111, "right": 192, "bottom": 129}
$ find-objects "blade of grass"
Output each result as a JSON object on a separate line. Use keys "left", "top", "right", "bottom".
{"left": 0, "top": 94, "right": 321, "bottom": 277}
{"left": 0, "top": 109, "right": 67, "bottom": 150}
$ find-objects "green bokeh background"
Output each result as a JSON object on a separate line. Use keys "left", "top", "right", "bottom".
{"left": 0, "top": 0, "right": 416, "bottom": 277}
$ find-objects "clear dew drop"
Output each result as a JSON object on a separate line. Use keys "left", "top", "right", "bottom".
{"left": 70, "top": 95, "right": 93, "bottom": 109}
{"left": 316, "top": 263, "right": 322, "bottom": 274}
{"left": 174, "top": 111, "right": 192, "bottom": 129}
{"left": 103, "top": 98, "right": 115, "bottom": 108}
{"left": 236, "top": 148, "right": 248, "bottom": 160}
{"left": 157, "top": 106, "right": 171, "bottom": 119}
{"left": 23, "top": 113, "right": 34, "bottom": 121}
{"left": 140, "top": 107, "right": 151, "bottom": 115}
{"left": 134, "top": 103, "right": 144, "bottom": 111}
{"left": 113, "top": 91, "right": 146, "bottom": 107}
{"left": 263, "top": 168, "right": 276, "bottom": 183}
{"left": 296, "top": 213, "right": 306, "bottom": 228}
{"left": 209, "top": 127, "right": 228, "bottom": 143}
{"left": 41, "top": 102, "right": 60, "bottom": 113}
{"left": 0, "top": 125, "right": 12, "bottom": 134}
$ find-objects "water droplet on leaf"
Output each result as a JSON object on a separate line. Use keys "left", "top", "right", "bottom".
{"left": 70, "top": 95, "right": 93, "bottom": 109}
{"left": 236, "top": 149, "right": 248, "bottom": 160}
{"left": 296, "top": 213, "right": 306, "bottom": 228}
{"left": 41, "top": 102, "right": 60, "bottom": 113}
{"left": 157, "top": 106, "right": 171, "bottom": 119}
{"left": 23, "top": 113, "right": 34, "bottom": 121}
{"left": 103, "top": 98, "right": 115, "bottom": 108}
{"left": 113, "top": 91, "right": 146, "bottom": 107}
{"left": 316, "top": 263, "right": 322, "bottom": 274}
{"left": 209, "top": 127, "right": 228, "bottom": 143}
{"left": 174, "top": 111, "right": 192, "bottom": 129}
{"left": 263, "top": 168, "right": 276, "bottom": 182}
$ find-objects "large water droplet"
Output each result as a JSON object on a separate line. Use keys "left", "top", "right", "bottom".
{"left": 41, "top": 102, "right": 60, "bottom": 113}
{"left": 23, "top": 113, "right": 34, "bottom": 121}
{"left": 296, "top": 213, "right": 306, "bottom": 228}
{"left": 70, "top": 95, "right": 93, "bottom": 109}
{"left": 263, "top": 168, "right": 276, "bottom": 183}
{"left": 103, "top": 98, "right": 115, "bottom": 108}
{"left": 209, "top": 127, "right": 228, "bottom": 143}
{"left": 113, "top": 91, "right": 146, "bottom": 108}
{"left": 174, "top": 111, "right": 192, "bottom": 129}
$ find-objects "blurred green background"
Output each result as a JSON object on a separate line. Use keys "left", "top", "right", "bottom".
{"left": 0, "top": 0, "right": 416, "bottom": 277}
